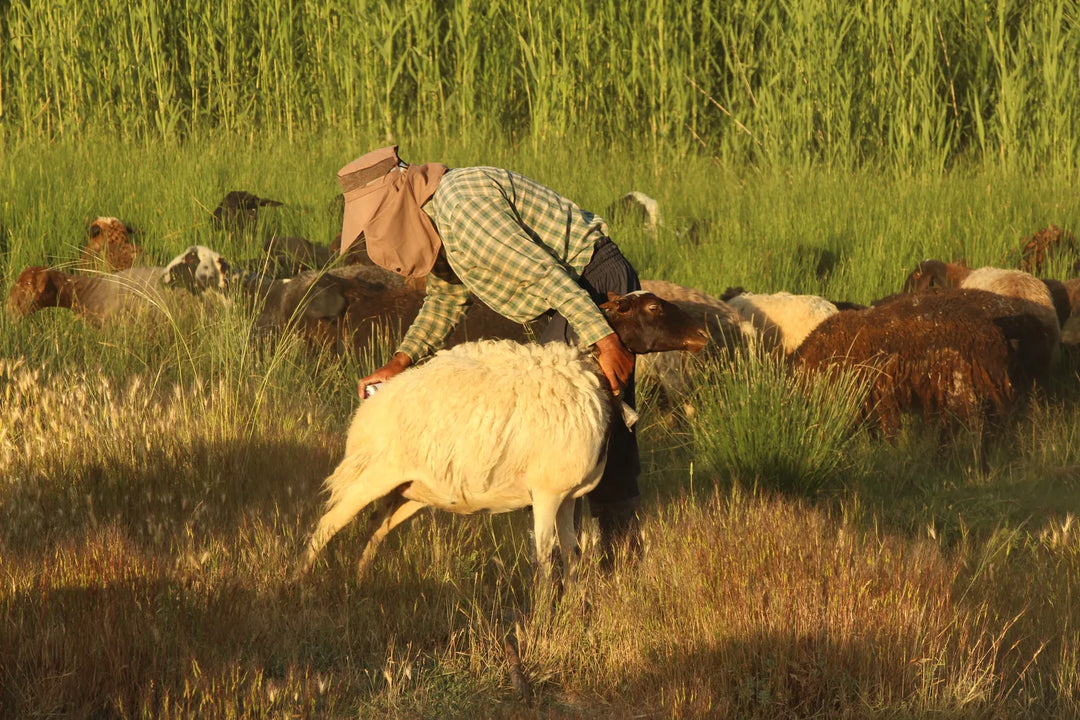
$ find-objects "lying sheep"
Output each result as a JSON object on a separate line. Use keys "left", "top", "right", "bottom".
{"left": 79, "top": 216, "right": 143, "bottom": 272}
{"left": 162, "top": 245, "right": 232, "bottom": 292}
{"left": 263, "top": 235, "right": 334, "bottom": 276}
{"left": 211, "top": 190, "right": 283, "bottom": 234}
{"left": 792, "top": 288, "right": 1060, "bottom": 439}
{"left": 299, "top": 290, "right": 708, "bottom": 582}
{"left": 605, "top": 191, "right": 662, "bottom": 232}
{"left": 1019, "top": 225, "right": 1079, "bottom": 276}
{"left": 901, "top": 259, "right": 970, "bottom": 292}
{"left": 7, "top": 266, "right": 170, "bottom": 324}
{"left": 722, "top": 288, "right": 839, "bottom": 355}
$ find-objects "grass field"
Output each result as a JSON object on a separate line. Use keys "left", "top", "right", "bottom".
{"left": 1, "top": 131, "right": 1079, "bottom": 718}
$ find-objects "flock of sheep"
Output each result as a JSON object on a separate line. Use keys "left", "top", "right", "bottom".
{"left": 7, "top": 189, "right": 1080, "bottom": 580}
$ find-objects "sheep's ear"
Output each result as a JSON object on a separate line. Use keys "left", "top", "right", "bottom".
{"left": 34, "top": 269, "right": 55, "bottom": 293}
{"left": 89, "top": 224, "right": 102, "bottom": 238}
{"left": 606, "top": 291, "right": 619, "bottom": 302}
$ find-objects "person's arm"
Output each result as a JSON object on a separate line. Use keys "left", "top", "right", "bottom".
{"left": 357, "top": 274, "right": 470, "bottom": 396}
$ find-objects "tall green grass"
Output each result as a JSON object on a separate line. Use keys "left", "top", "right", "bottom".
{"left": 4, "top": 0, "right": 1080, "bottom": 170}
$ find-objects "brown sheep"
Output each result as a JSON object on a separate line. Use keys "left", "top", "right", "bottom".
{"left": 901, "top": 259, "right": 970, "bottom": 293}
{"left": 211, "top": 190, "right": 283, "bottom": 234}
{"left": 1019, "top": 225, "right": 1079, "bottom": 276}
{"left": 79, "top": 216, "right": 143, "bottom": 271}
{"left": 7, "top": 266, "right": 169, "bottom": 325}
{"left": 791, "top": 288, "right": 1059, "bottom": 440}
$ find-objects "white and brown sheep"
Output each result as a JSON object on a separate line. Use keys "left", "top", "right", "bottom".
{"left": 7, "top": 265, "right": 169, "bottom": 324}
{"left": 791, "top": 288, "right": 1060, "bottom": 440}
{"left": 299, "top": 291, "right": 708, "bottom": 582}
{"left": 722, "top": 288, "right": 840, "bottom": 356}
{"left": 162, "top": 245, "right": 232, "bottom": 292}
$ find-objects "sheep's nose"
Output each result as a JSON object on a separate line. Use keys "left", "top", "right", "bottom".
{"left": 685, "top": 327, "right": 709, "bottom": 353}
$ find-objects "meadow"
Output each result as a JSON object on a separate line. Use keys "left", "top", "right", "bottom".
{"left": 3, "top": 0, "right": 1080, "bottom": 717}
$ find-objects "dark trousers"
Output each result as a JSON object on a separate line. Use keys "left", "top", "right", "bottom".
{"left": 539, "top": 237, "right": 641, "bottom": 509}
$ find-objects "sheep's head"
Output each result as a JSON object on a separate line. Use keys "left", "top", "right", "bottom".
{"left": 600, "top": 290, "right": 708, "bottom": 354}
{"left": 81, "top": 216, "right": 141, "bottom": 271}
{"left": 902, "top": 259, "right": 970, "bottom": 293}
{"left": 162, "top": 245, "right": 231, "bottom": 292}
{"left": 212, "top": 190, "right": 283, "bottom": 234}
{"left": 7, "top": 266, "right": 64, "bottom": 319}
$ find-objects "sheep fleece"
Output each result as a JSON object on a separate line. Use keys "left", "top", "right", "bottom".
{"left": 327, "top": 340, "right": 612, "bottom": 514}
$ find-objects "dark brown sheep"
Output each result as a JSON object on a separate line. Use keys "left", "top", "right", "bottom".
{"left": 211, "top": 191, "right": 283, "bottom": 234}
{"left": 791, "top": 288, "right": 1059, "bottom": 439}
{"left": 79, "top": 216, "right": 143, "bottom": 271}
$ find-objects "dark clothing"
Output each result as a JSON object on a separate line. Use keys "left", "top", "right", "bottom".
{"left": 539, "top": 236, "right": 642, "bottom": 508}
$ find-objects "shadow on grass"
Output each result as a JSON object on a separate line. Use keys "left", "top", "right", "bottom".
{"left": 0, "top": 570, "right": 462, "bottom": 719}
{"left": 0, "top": 435, "right": 337, "bottom": 555}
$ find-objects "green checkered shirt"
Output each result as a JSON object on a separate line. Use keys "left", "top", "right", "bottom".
{"left": 397, "top": 166, "right": 613, "bottom": 361}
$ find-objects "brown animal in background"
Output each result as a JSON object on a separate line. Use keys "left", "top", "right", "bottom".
{"left": 901, "top": 259, "right": 970, "bottom": 292}
{"left": 79, "top": 216, "right": 143, "bottom": 271}
{"left": 263, "top": 235, "right": 334, "bottom": 276}
{"left": 1019, "top": 225, "right": 1079, "bottom": 276}
{"left": 211, "top": 190, "right": 283, "bottom": 234}
{"left": 792, "top": 288, "right": 1059, "bottom": 442}
{"left": 7, "top": 266, "right": 169, "bottom": 324}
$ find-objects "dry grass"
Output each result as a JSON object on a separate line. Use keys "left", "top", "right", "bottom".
{"left": 2, "top": 351, "right": 1078, "bottom": 718}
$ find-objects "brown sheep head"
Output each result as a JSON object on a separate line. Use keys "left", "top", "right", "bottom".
{"left": 7, "top": 266, "right": 67, "bottom": 319}
{"left": 600, "top": 290, "right": 709, "bottom": 354}
{"left": 81, "top": 216, "right": 141, "bottom": 271}
{"left": 902, "top": 259, "right": 970, "bottom": 293}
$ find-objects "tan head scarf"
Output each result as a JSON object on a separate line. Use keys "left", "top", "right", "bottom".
{"left": 337, "top": 146, "right": 448, "bottom": 278}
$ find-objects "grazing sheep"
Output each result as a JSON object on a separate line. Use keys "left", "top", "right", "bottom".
{"left": 1061, "top": 278, "right": 1080, "bottom": 344}
{"left": 211, "top": 190, "right": 283, "bottom": 234}
{"left": 1019, "top": 225, "right": 1079, "bottom": 276}
{"left": 605, "top": 191, "right": 661, "bottom": 232}
{"left": 635, "top": 279, "right": 746, "bottom": 400}
{"left": 904, "top": 262, "right": 1066, "bottom": 331}
{"left": 723, "top": 289, "right": 840, "bottom": 355}
{"left": 7, "top": 266, "right": 169, "bottom": 324}
{"left": 792, "top": 288, "right": 1060, "bottom": 439}
{"left": 79, "top": 216, "right": 143, "bottom": 271}
{"left": 299, "top": 292, "right": 707, "bottom": 582}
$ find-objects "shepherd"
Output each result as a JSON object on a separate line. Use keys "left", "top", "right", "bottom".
{"left": 337, "top": 145, "right": 644, "bottom": 564}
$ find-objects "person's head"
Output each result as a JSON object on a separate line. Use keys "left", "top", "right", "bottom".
{"left": 337, "top": 146, "right": 447, "bottom": 278}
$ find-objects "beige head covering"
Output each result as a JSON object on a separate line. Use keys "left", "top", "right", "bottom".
{"left": 337, "top": 146, "right": 448, "bottom": 278}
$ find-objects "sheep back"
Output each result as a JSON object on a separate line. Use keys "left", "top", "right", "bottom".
{"left": 328, "top": 340, "right": 612, "bottom": 513}
{"left": 792, "top": 289, "right": 1058, "bottom": 435}
{"left": 726, "top": 291, "right": 838, "bottom": 355}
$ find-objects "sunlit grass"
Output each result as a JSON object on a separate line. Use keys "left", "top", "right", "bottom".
{"left": 2, "top": 134, "right": 1080, "bottom": 717}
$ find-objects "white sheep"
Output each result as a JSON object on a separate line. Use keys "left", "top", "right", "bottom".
{"left": 724, "top": 290, "right": 839, "bottom": 355}
{"left": 959, "top": 266, "right": 1060, "bottom": 340}
{"left": 299, "top": 339, "right": 613, "bottom": 580}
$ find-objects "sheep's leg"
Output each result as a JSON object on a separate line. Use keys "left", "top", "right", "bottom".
{"left": 355, "top": 497, "right": 425, "bottom": 580}
{"left": 554, "top": 496, "right": 582, "bottom": 582}
{"left": 299, "top": 471, "right": 403, "bottom": 575}
{"left": 530, "top": 493, "right": 564, "bottom": 581}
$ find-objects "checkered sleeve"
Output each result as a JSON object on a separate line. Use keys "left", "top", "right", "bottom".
{"left": 396, "top": 273, "right": 471, "bottom": 361}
